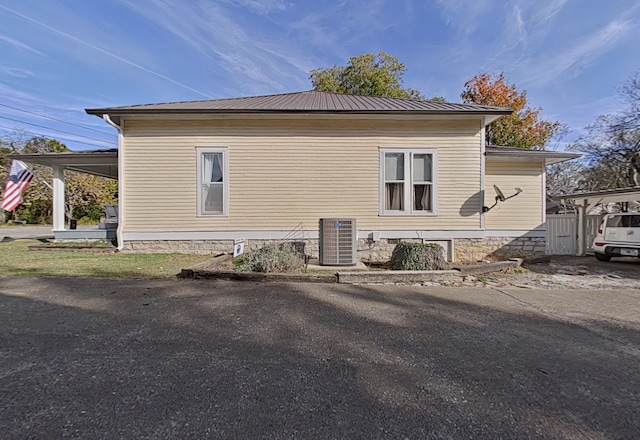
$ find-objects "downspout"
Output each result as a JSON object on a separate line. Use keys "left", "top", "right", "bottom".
{"left": 480, "top": 118, "right": 486, "bottom": 231}
{"left": 103, "top": 114, "right": 125, "bottom": 251}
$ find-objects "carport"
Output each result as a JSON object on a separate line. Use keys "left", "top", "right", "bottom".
{"left": 8, "top": 149, "right": 118, "bottom": 240}
{"left": 550, "top": 186, "right": 640, "bottom": 255}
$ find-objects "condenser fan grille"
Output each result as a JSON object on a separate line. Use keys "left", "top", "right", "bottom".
{"left": 319, "top": 218, "right": 356, "bottom": 266}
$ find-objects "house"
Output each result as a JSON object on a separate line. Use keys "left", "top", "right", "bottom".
{"left": 81, "top": 91, "right": 577, "bottom": 263}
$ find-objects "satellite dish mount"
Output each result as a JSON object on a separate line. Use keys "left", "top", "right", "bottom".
{"left": 483, "top": 185, "right": 522, "bottom": 212}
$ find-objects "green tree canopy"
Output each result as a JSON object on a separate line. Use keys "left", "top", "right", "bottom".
{"left": 310, "top": 52, "right": 425, "bottom": 100}
{"left": 461, "top": 72, "right": 565, "bottom": 150}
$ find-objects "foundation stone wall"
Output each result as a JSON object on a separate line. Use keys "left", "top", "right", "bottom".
{"left": 122, "top": 235, "right": 546, "bottom": 264}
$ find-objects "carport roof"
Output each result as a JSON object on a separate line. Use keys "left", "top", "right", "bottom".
{"left": 10, "top": 149, "right": 118, "bottom": 179}
{"left": 551, "top": 186, "right": 640, "bottom": 210}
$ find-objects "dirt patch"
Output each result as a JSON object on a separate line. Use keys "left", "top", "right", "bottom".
{"left": 485, "top": 256, "right": 640, "bottom": 290}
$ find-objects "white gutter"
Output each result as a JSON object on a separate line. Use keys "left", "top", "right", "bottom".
{"left": 103, "top": 114, "right": 124, "bottom": 251}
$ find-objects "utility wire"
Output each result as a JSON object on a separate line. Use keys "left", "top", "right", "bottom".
{"left": 0, "top": 115, "right": 113, "bottom": 143}
{"left": 0, "top": 125, "right": 116, "bottom": 149}
{"left": 0, "top": 103, "right": 115, "bottom": 136}
{"left": 0, "top": 5, "right": 213, "bottom": 99}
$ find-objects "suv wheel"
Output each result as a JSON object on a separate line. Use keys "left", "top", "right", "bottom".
{"left": 595, "top": 253, "right": 611, "bottom": 262}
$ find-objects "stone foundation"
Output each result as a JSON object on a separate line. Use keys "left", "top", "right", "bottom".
{"left": 122, "top": 235, "right": 546, "bottom": 264}
{"left": 454, "top": 236, "right": 546, "bottom": 263}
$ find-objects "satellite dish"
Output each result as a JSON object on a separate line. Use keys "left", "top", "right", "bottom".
{"left": 483, "top": 186, "right": 524, "bottom": 212}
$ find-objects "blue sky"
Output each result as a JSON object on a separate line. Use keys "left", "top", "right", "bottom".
{"left": 0, "top": 0, "right": 638, "bottom": 151}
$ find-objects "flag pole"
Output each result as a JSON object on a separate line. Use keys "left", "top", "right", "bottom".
{"left": 18, "top": 160, "right": 52, "bottom": 190}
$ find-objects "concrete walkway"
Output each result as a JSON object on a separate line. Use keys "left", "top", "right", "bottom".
{"left": 1, "top": 277, "right": 639, "bottom": 439}
{"left": 0, "top": 225, "right": 55, "bottom": 240}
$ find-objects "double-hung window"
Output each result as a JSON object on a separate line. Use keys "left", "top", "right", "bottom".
{"left": 380, "top": 149, "right": 437, "bottom": 215}
{"left": 197, "top": 147, "right": 228, "bottom": 216}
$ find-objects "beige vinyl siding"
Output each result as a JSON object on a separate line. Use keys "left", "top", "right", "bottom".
{"left": 485, "top": 162, "right": 544, "bottom": 230}
{"left": 122, "top": 118, "right": 483, "bottom": 232}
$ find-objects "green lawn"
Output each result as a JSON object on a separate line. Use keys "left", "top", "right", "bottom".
{"left": 0, "top": 240, "right": 213, "bottom": 279}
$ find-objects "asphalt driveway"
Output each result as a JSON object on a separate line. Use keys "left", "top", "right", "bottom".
{"left": 1, "top": 278, "right": 639, "bottom": 439}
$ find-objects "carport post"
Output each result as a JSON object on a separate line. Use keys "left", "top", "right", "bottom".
{"left": 52, "top": 165, "right": 65, "bottom": 232}
{"left": 576, "top": 200, "right": 587, "bottom": 256}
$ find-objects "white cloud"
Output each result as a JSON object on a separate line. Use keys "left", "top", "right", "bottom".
{"left": 225, "top": 0, "right": 290, "bottom": 15}
{"left": 433, "top": 0, "right": 494, "bottom": 34}
{"left": 0, "top": 33, "right": 43, "bottom": 55}
{"left": 524, "top": 18, "right": 634, "bottom": 86}
{"left": 0, "top": 3, "right": 213, "bottom": 98}
{"left": 0, "top": 66, "right": 33, "bottom": 78}
{"left": 118, "top": 0, "right": 310, "bottom": 92}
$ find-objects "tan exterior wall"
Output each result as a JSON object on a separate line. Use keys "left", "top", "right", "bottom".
{"left": 484, "top": 162, "right": 544, "bottom": 230}
{"left": 121, "top": 118, "right": 483, "bottom": 233}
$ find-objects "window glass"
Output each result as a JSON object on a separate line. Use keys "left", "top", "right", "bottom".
{"left": 413, "top": 154, "right": 432, "bottom": 182}
{"left": 203, "top": 153, "right": 223, "bottom": 183}
{"left": 385, "top": 183, "right": 404, "bottom": 210}
{"left": 381, "top": 149, "right": 436, "bottom": 215}
{"left": 385, "top": 153, "right": 404, "bottom": 181}
{"left": 198, "top": 148, "right": 227, "bottom": 216}
{"left": 413, "top": 185, "right": 431, "bottom": 211}
{"left": 203, "top": 183, "right": 223, "bottom": 213}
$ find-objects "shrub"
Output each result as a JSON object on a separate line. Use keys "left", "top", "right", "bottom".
{"left": 235, "top": 242, "right": 305, "bottom": 273}
{"left": 390, "top": 242, "right": 446, "bottom": 270}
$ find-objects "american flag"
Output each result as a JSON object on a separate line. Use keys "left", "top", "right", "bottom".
{"left": 2, "top": 160, "right": 35, "bottom": 212}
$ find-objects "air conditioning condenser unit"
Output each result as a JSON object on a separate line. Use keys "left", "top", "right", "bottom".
{"left": 319, "top": 218, "right": 356, "bottom": 266}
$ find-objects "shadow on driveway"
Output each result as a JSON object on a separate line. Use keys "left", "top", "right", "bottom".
{"left": 1, "top": 277, "right": 638, "bottom": 439}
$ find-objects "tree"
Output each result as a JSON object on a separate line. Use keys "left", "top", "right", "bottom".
{"left": 310, "top": 52, "right": 425, "bottom": 100}
{"left": 571, "top": 72, "right": 640, "bottom": 190}
{"left": 461, "top": 73, "right": 565, "bottom": 149}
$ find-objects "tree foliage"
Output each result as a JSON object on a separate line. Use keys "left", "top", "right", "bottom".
{"left": 570, "top": 72, "right": 640, "bottom": 189}
{"left": 461, "top": 72, "right": 565, "bottom": 149}
{"left": 1, "top": 136, "right": 117, "bottom": 223}
{"left": 310, "top": 52, "right": 425, "bottom": 100}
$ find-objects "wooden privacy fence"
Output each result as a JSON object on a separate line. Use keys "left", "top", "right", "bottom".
{"left": 546, "top": 214, "right": 601, "bottom": 255}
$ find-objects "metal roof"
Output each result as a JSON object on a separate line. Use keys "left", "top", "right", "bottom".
{"left": 11, "top": 149, "right": 118, "bottom": 179}
{"left": 486, "top": 145, "right": 581, "bottom": 166}
{"left": 86, "top": 90, "right": 512, "bottom": 117}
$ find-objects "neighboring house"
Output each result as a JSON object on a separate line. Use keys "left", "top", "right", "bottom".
{"left": 83, "top": 91, "right": 578, "bottom": 263}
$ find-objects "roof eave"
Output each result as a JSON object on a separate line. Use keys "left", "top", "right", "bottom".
{"left": 86, "top": 108, "right": 513, "bottom": 124}
{"left": 486, "top": 150, "right": 581, "bottom": 166}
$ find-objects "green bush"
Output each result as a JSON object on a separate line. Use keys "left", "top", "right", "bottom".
{"left": 236, "top": 243, "right": 305, "bottom": 273}
{"left": 15, "top": 199, "right": 52, "bottom": 224}
{"left": 390, "top": 242, "right": 446, "bottom": 270}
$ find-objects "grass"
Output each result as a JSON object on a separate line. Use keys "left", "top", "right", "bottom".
{"left": 0, "top": 239, "right": 213, "bottom": 279}
{"left": 33, "top": 239, "right": 115, "bottom": 248}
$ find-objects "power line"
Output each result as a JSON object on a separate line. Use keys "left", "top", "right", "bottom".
{"left": 0, "top": 115, "right": 113, "bottom": 144}
{"left": 0, "top": 125, "right": 116, "bottom": 149}
{"left": 0, "top": 4, "right": 213, "bottom": 99}
{"left": 0, "top": 103, "right": 115, "bottom": 136}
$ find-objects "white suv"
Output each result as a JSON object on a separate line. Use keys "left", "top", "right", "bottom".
{"left": 593, "top": 213, "right": 640, "bottom": 261}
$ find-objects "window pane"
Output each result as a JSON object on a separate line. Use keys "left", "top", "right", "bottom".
{"left": 385, "top": 153, "right": 404, "bottom": 181}
{"left": 202, "top": 183, "right": 223, "bottom": 213}
{"left": 413, "top": 154, "right": 432, "bottom": 182}
{"left": 203, "top": 153, "right": 223, "bottom": 183}
{"left": 413, "top": 185, "right": 431, "bottom": 211}
{"left": 385, "top": 182, "right": 404, "bottom": 210}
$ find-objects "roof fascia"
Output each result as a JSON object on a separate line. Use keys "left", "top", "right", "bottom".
{"left": 486, "top": 151, "right": 580, "bottom": 166}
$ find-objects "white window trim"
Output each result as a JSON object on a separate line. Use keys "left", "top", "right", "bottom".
{"left": 379, "top": 148, "right": 438, "bottom": 216}
{"left": 196, "top": 147, "right": 229, "bottom": 217}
